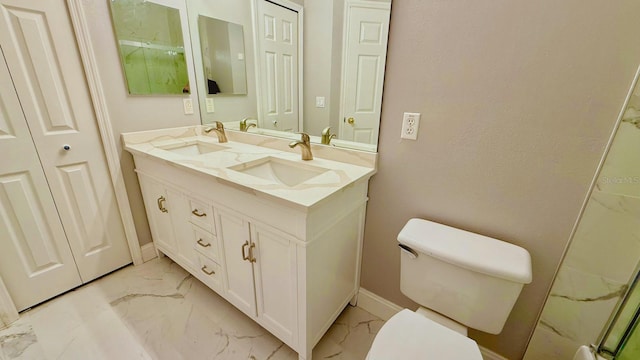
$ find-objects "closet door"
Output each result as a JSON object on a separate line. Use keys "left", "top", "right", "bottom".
{"left": 0, "top": 0, "right": 132, "bottom": 282}
{"left": 0, "top": 51, "right": 82, "bottom": 311}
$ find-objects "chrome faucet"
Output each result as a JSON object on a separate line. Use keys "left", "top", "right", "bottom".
{"left": 289, "top": 133, "right": 313, "bottom": 160}
{"left": 204, "top": 121, "right": 228, "bottom": 143}
{"left": 321, "top": 126, "right": 336, "bottom": 145}
{"left": 239, "top": 117, "right": 257, "bottom": 132}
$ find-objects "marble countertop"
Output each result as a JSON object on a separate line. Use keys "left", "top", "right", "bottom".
{"left": 122, "top": 126, "right": 377, "bottom": 209}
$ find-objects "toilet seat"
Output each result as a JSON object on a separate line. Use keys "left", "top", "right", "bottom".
{"left": 367, "top": 309, "right": 483, "bottom": 360}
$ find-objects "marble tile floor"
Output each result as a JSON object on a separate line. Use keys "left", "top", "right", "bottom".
{"left": 0, "top": 257, "right": 383, "bottom": 360}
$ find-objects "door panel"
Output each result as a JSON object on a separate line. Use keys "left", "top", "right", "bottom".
{"left": 217, "top": 209, "right": 256, "bottom": 317}
{"left": 56, "top": 163, "right": 110, "bottom": 254}
{"left": 0, "top": 0, "right": 131, "bottom": 282}
{"left": 340, "top": 3, "right": 390, "bottom": 144}
{"left": 0, "top": 51, "right": 82, "bottom": 311}
{"left": 257, "top": 0, "right": 298, "bottom": 132}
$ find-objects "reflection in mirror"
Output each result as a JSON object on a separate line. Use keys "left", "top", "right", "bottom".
{"left": 198, "top": 16, "right": 248, "bottom": 95}
{"left": 186, "top": 0, "right": 391, "bottom": 152}
{"left": 109, "top": 0, "right": 189, "bottom": 95}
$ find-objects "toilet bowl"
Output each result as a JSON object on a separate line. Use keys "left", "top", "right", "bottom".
{"left": 367, "top": 309, "right": 482, "bottom": 360}
{"left": 573, "top": 345, "right": 606, "bottom": 360}
{"left": 366, "top": 218, "right": 532, "bottom": 359}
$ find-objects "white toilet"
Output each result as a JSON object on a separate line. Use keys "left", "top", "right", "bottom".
{"left": 367, "top": 218, "right": 533, "bottom": 359}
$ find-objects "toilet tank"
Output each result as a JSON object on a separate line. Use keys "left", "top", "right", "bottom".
{"left": 398, "top": 219, "right": 532, "bottom": 335}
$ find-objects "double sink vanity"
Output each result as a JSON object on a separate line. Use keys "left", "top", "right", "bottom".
{"left": 123, "top": 125, "right": 377, "bottom": 360}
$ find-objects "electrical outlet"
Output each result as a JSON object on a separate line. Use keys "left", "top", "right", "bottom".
{"left": 401, "top": 112, "right": 420, "bottom": 140}
{"left": 183, "top": 98, "right": 194, "bottom": 114}
{"left": 315, "top": 96, "right": 325, "bottom": 108}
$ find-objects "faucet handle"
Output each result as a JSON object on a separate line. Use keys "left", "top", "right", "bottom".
{"left": 296, "top": 132, "right": 310, "bottom": 143}
{"left": 214, "top": 121, "right": 224, "bottom": 130}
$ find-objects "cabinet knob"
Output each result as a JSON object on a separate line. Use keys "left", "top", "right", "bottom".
{"left": 197, "top": 238, "right": 211, "bottom": 248}
{"left": 157, "top": 196, "right": 168, "bottom": 213}
{"left": 63, "top": 144, "right": 71, "bottom": 151}
{"left": 191, "top": 209, "right": 207, "bottom": 217}
{"left": 249, "top": 243, "right": 256, "bottom": 263}
{"left": 241, "top": 241, "right": 250, "bottom": 261}
{"left": 201, "top": 265, "right": 215, "bottom": 276}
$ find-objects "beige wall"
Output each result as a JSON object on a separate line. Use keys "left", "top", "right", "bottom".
{"left": 361, "top": 0, "right": 640, "bottom": 359}
{"left": 82, "top": 0, "right": 200, "bottom": 246}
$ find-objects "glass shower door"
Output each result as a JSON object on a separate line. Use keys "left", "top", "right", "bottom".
{"left": 600, "top": 269, "right": 640, "bottom": 359}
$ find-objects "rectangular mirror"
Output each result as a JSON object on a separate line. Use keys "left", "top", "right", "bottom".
{"left": 109, "top": 0, "right": 190, "bottom": 95}
{"left": 198, "top": 15, "right": 248, "bottom": 95}
{"left": 186, "top": 0, "right": 392, "bottom": 152}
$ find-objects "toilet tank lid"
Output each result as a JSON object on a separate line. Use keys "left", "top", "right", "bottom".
{"left": 398, "top": 218, "right": 532, "bottom": 284}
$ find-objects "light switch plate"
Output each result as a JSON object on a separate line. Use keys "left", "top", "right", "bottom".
{"left": 315, "top": 96, "right": 326, "bottom": 108}
{"left": 205, "top": 98, "right": 215, "bottom": 113}
{"left": 183, "top": 98, "right": 194, "bottom": 114}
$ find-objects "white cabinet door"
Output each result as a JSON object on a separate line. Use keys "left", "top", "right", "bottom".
{"left": 0, "top": 0, "right": 132, "bottom": 282}
{"left": 217, "top": 209, "right": 257, "bottom": 317}
{"left": 168, "top": 189, "right": 199, "bottom": 271}
{"left": 251, "top": 224, "right": 297, "bottom": 344}
{"left": 0, "top": 51, "right": 83, "bottom": 312}
{"left": 138, "top": 175, "right": 177, "bottom": 254}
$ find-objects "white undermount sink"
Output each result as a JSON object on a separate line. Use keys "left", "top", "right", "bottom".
{"left": 159, "top": 141, "right": 227, "bottom": 156}
{"left": 229, "top": 157, "right": 328, "bottom": 187}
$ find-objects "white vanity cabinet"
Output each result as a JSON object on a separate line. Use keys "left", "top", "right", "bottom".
{"left": 138, "top": 172, "right": 225, "bottom": 292}
{"left": 131, "top": 152, "right": 371, "bottom": 360}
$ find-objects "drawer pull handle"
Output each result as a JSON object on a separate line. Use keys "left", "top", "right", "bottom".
{"left": 197, "top": 238, "right": 211, "bottom": 248}
{"left": 249, "top": 243, "right": 257, "bottom": 263}
{"left": 157, "top": 196, "right": 168, "bottom": 213}
{"left": 242, "top": 241, "right": 250, "bottom": 261}
{"left": 201, "top": 265, "right": 215, "bottom": 275}
{"left": 192, "top": 209, "right": 207, "bottom": 217}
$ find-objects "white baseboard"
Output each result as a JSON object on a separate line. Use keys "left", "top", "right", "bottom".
{"left": 479, "top": 347, "right": 510, "bottom": 360}
{"left": 140, "top": 243, "right": 158, "bottom": 263}
{"left": 357, "top": 288, "right": 403, "bottom": 321}
{"left": 356, "top": 288, "right": 510, "bottom": 360}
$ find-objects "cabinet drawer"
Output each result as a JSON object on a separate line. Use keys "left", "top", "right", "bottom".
{"left": 187, "top": 197, "right": 215, "bottom": 234}
{"left": 192, "top": 225, "right": 219, "bottom": 262}
{"left": 195, "top": 254, "right": 222, "bottom": 293}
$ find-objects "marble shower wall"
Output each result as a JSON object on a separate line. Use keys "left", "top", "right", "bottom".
{"left": 523, "top": 79, "right": 640, "bottom": 360}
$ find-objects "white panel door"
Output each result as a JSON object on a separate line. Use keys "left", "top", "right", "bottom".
{"left": 340, "top": 2, "right": 390, "bottom": 144}
{"left": 217, "top": 208, "right": 257, "bottom": 317}
{"left": 0, "top": 51, "right": 82, "bottom": 311}
{"left": 257, "top": 0, "right": 299, "bottom": 132}
{"left": 251, "top": 223, "right": 297, "bottom": 345}
{"left": 0, "top": 0, "right": 131, "bottom": 282}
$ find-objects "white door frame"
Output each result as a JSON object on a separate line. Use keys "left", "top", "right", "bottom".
{"left": 250, "top": 0, "right": 304, "bottom": 131}
{"left": 0, "top": 0, "right": 143, "bottom": 322}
